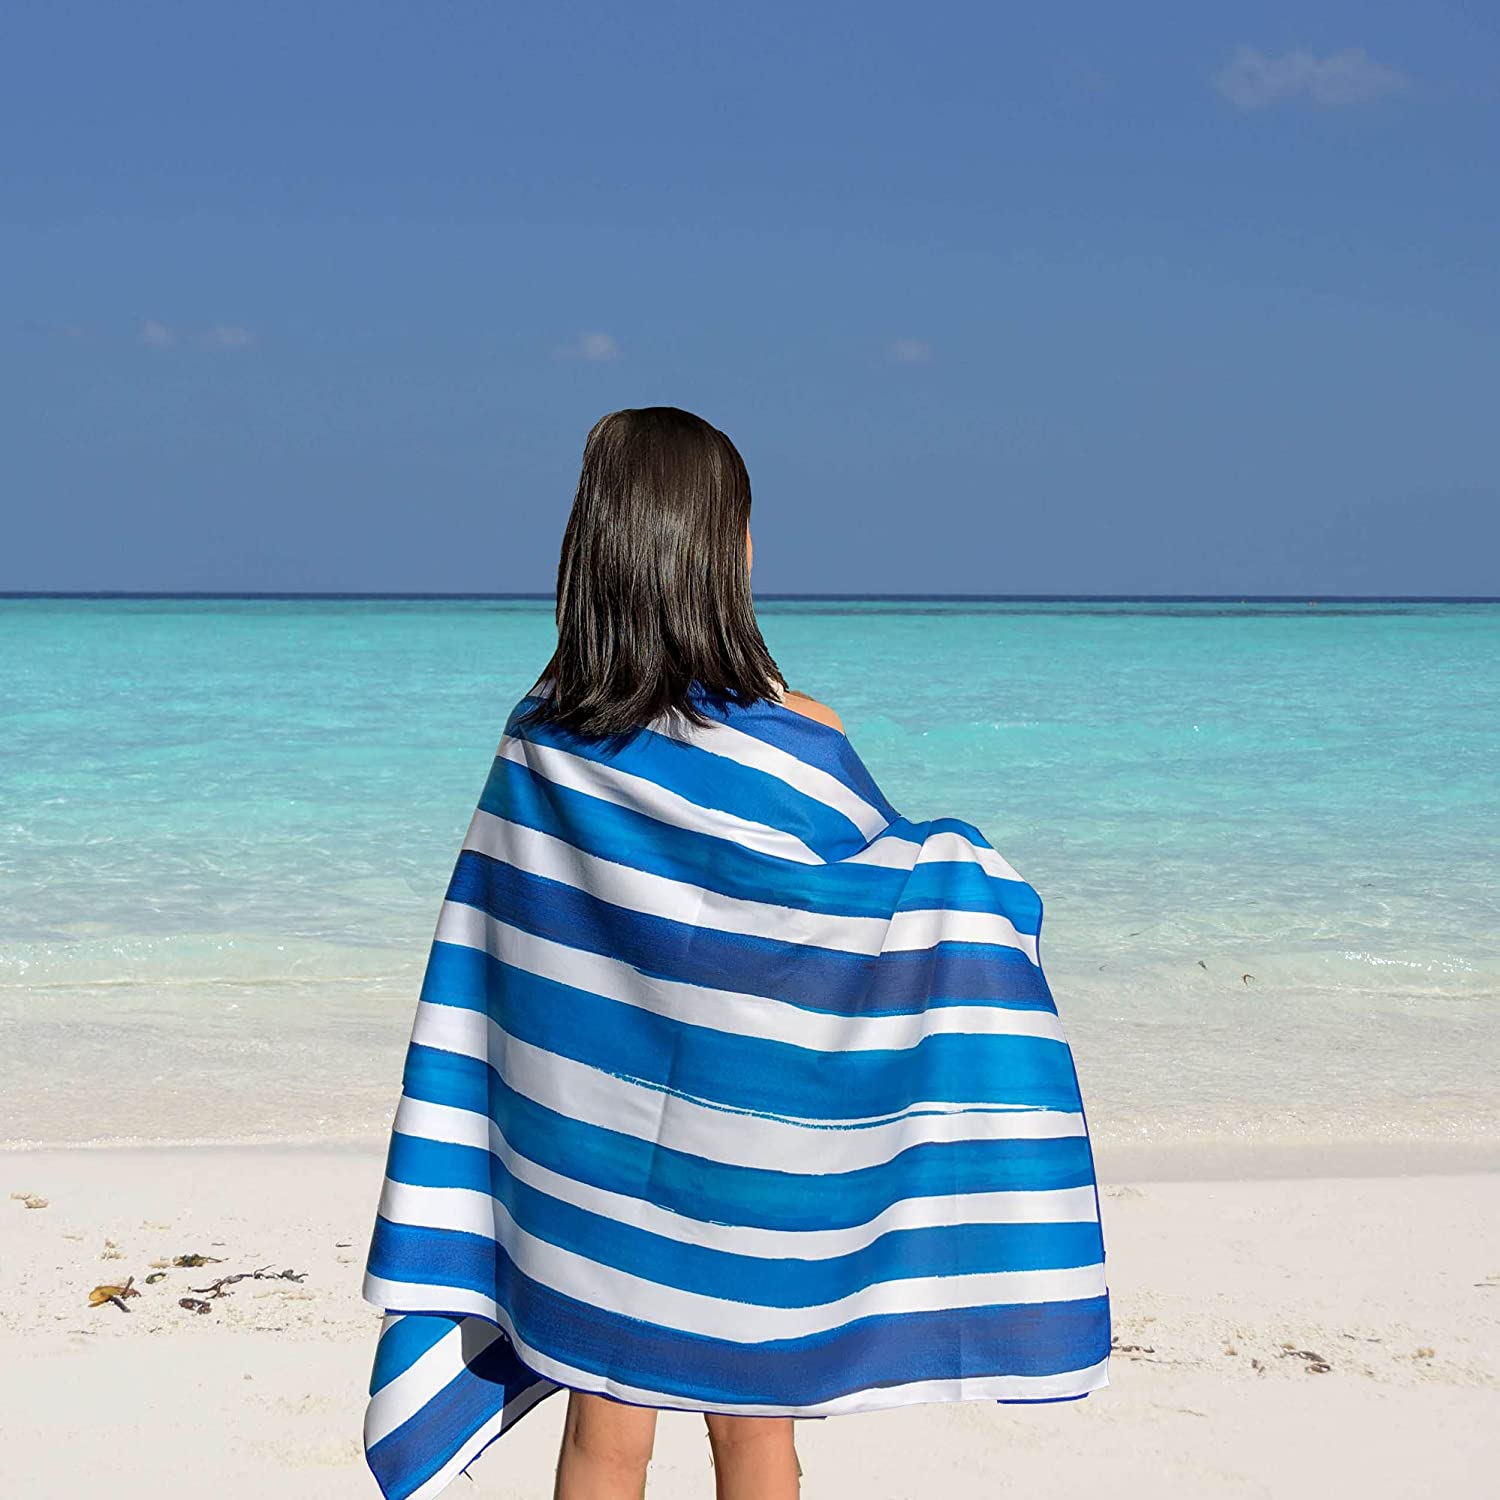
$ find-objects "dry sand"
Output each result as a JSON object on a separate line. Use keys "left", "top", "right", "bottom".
{"left": 3, "top": 1145, "right": 1497, "bottom": 1499}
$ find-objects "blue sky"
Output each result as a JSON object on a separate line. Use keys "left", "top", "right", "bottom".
{"left": 4, "top": 2, "right": 1497, "bottom": 594}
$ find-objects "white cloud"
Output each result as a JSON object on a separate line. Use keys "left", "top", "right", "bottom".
{"left": 139, "top": 319, "right": 176, "bottom": 347}
{"left": 556, "top": 330, "right": 620, "bottom": 363}
{"left": 201, "top": 323, "right": 257, "bottom": 349}
{"left": 1214, "top": 47, "right": 1408, "bottom": 110}
{"left": 887, "top": 338, "right": 934, "bottom": 365}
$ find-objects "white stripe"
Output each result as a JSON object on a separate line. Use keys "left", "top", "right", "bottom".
{"left": 366, "top": 1202, "right": 1106, "bottom": 1340}
{"left": 461, "top": 809, "right": 1040, "bottom": 963}
{"left": 848, "top": 828, "right": 1028, "bottom": 887}
{"left": 505, "top": 733, "right": 1030, "bottom": 889}
{"left": 389, "top": 1095, "right": 1096, "bottom": 1241}
{"left": 651, "top": 713, "right": 891, "bottom": 839}
{"left": 435, "top": 902, "right": 1065, "bottom": 1050}
{"left": 412, "top": 995, "right": 1060, "bottom": 1128}
{"left": 377, "top": 1177, "right": 1101, "bottom": 1263}
{"left": 407, "top": 1005, "right": 1084, "bottom": 1164}
{"left": 499, "top": 735, "right": 825, "bottom": 865}
{"left": 887, "top": 904, "right": 1037, "bottom": 955}
{"left": 385, "top": 1095, "right": 1096, "bottom": 1251}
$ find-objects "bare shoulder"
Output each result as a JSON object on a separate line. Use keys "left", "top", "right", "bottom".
{"left": 778, "top": 686, "right": 845, "bottom": 733}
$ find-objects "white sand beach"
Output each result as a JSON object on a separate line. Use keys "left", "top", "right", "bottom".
{"left": 4, "top": 1144, "right": 1496, "bottom": 1499}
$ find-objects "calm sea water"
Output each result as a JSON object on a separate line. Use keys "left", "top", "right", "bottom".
{"left": 2, "top": 597, "right": 1497, "bottom": 1152}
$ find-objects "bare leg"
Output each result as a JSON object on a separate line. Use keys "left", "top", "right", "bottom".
{"left": 553, "top": 1390, "right": 659, "bottom": 1500}
{"left": 704, "top": 1413, "right": 800, "bottom": 1500}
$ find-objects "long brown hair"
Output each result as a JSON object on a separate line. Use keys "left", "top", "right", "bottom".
{"left": 514, "top": 407, "right": 785, "bottom": 738}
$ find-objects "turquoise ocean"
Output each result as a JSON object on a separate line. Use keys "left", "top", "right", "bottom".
{"left": 2, "top": 597, "right": 1497, "bottom": 1156}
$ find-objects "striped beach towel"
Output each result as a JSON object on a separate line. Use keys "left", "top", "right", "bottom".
{"left": 362, "top": 684, "right": 1110, "bottom": 1500}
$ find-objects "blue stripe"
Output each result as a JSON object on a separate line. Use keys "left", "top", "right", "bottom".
{"left": 370, "top": 1314, "right": 455, "bottom": 1397}
{"left": 370, "top": 1208, "right": 1105, "bottom": 1309}
{"left": 373, "top": 1247, "right": 1110, "bottom": 1405}
{"left": 881, "top": 814, "right": 1012, "bottom": 857}
{"left": 683, "top": 689, "right": 902, "bottom": 824}
{"left": 479, "top": 751, "right": 1042, "bottom": 927}
{"left": 445, "top": 850, "right": 1055, "bottom": 1013}
{"left": 367, "top": 1323, "right": 554, "bottom": 1500}
{"left": 420, "top": 941, "right": 1081, "bottom": 1118}
{"left": 391, "top": 1051, "right": 1094, "bottom": 1228}
{"left": 505, "top": 707, "right": 874, "bottom": 858}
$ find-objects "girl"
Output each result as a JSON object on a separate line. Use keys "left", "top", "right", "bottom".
{"left": 362, "top": 407, "right": 1110, "bottom": 1500}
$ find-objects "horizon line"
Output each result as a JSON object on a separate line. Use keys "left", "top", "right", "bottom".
{"left": 2, "top": 591, "right": 1498, "bottom": 604}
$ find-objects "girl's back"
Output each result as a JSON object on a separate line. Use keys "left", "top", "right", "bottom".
{"left": 360, "top": 408, "right": 1109, "bottom": 1500}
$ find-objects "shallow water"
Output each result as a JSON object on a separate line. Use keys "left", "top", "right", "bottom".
{"left": 2, "top": 596, "right": 1496, "bottom": 1149}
